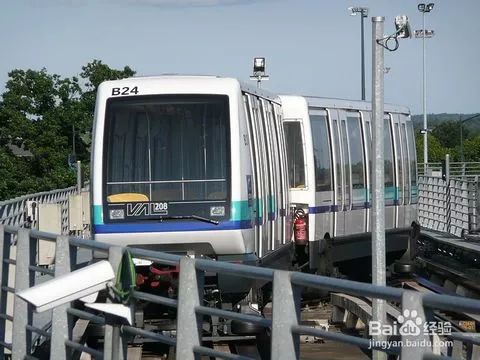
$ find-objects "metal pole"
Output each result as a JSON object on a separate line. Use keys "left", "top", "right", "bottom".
{"left": 361, "top": 11, "right": 366, "bottom": 100}
{"left": 422, "top": 11, "right": 428, "bottom": 170}
{"left": 460, "top": 116, "right": 464, "bottom": 162}
{"left": 371, "top": 16, "right": 386, "bottom": 360}
{"left": 76, "top": 160, "right": 82, "bottom": 195}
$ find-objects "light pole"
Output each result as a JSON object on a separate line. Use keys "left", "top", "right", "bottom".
{"left": 416, "top": 3, "right": 435, "bottom": 169}
{"left": 348, "top": 7, "right": 369, "bottom": 100}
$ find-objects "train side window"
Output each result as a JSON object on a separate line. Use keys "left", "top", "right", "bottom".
{"left": 406, "top": 121, "right": 418, "bottom": 204}
{"left": 310, "top": 114, "right": 333, "bottom": 192}
{"left": 332, "top": 119, "right": 343, "bottom": 207}
{"left": 384, "top": 117, "right": 395, "bottom": 204}
{"left": 365, "top": 118, "right": 372, "bottom": 202}
{"left": 340, "top": 120, "right": 351, "bottom": 207}
{"left": 284, "top": 121, "right": 306, "bottom": 189}
{"left": 401, "top": 123, "right": 410, "bottom": 204}
{"left": 347, "top": 115, "right": 365, "bottom": 203}
{"left": 394, "top": 123, "right": 403, "bottom": 205}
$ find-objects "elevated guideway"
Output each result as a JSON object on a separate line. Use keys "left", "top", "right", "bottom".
{"left": 0, "top": 161, "right": 480, "bottom": 359}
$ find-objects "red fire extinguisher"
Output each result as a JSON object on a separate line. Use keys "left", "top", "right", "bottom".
{"left": 294, "top": 209, "right": 308, "bottom": 245}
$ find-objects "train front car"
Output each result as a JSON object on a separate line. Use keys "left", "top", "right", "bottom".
{"left": 91, "top": 76, "right": 255, "bottom": 297}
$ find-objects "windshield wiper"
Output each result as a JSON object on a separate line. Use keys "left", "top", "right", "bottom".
{"left": 158, "top": 215, "right": 219, "bottom": 225}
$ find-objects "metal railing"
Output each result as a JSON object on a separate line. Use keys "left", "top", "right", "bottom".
{"left": 0, "top": 186, "right": 78, "bottom": 231}
{"left": 418, "top": 162, "right": 480, "bottom": 178}
{"left": 1, "top": 225, "right": 480, "bottom": 359}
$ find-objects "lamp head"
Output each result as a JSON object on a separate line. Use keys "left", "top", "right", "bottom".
{"left": 253, "top": 57, "right": 265, "bottom": 74}
{"left": 418, "top": 3, "right": 426, "bottom": 12}
{"left": 395, "top": 15, "right": 412, "bottom": 38}
{"left": 348, "top": 6, "right": 368, "bottom": 16}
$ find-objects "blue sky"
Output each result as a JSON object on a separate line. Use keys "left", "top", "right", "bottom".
{"left": 1, "top": 0, "right": 479, "bottom": 114}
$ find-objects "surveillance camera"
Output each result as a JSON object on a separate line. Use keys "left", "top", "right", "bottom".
{"left": 16, "top": 260, "right": 115, "bottom": 312}
{"left": 85, "top": 303, "right": 133, "bottom": 325}
{"left": 395, "top": 15, "right": 412, "bottom": 38}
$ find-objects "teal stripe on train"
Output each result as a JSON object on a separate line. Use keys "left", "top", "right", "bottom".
{"left": 93, "top": 205, "right": 104, "bottom": 225}
{"left": 231, "top": 200, "right": 252, "bottom": 221}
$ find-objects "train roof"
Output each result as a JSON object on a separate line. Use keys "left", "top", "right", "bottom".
{"left": 101, "top": 75, "right": 409, "bottom": 114}
{"left": 105, "top": 74, "right": 279, "bottom": 103}
{"left": 302, "top": 96, "right": 410, "bottom": 115}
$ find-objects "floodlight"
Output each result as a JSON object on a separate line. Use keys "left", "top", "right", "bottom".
{"left": 395, "top": 15, "right": 412, "bottom": 38}
{"left": 418, "top": 3, "right": 426, "bottom": 11}
{"left": 348, "top": 6, "right": 368, "bottom": 17}
{"left": 253, "top": 57, "right": 265, "bottom": 74}
{"left": 250, "top": 57, "right": 269, "bottom": 87}
{"left": 16, "top": 260, "right": 115, "bottom": 312}
{"left": 427, "top": 3, "right": 434, "bottom": 11}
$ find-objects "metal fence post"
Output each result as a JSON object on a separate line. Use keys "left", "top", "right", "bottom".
{"left": 76, "top": 161, "right": 82, "bottom": 195}
{"left": 104, "top": 246, "right": 126, "bottom": 360}
{"left": 445, "top": 154, "right": 452, "bottom": 234}
{"left": 400, "top": 291, "right": 431, "bottom": 359}
{"left": 12, "top": 228, "right": 34, "bottom": 359}
{"left": 176, "top": 257, "right": 204, "bottom": 360}
{"left": 475, "top": 176, "right": 480, "bottom": 232}
{"left": 0, "top": 226, "right": 10, "bottom": 356}
{"left": 271, "top": 270, "right": 301, "bottom": 360}
{"left": 50, "top": 235, "right": 75, "bottom": 360}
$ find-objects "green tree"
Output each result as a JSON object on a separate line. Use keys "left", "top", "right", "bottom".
{"left": 432, "top": 120, "right": 467, "bottom": 149}
{"left": 0, "top": 61, "right": 135, "bottom": 200}
{"left": 415, "top": 132, "right": 448, "bottom": 163}
{"left": 462, "top": 136, "right": 480, "bottom": 162}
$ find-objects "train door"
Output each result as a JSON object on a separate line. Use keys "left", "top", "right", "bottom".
{"left": 406, "top": 119, "right": 418, "bottom": 224}
{"left": 252, "top": 97, "right": 271, "bottom": 256}
{"left": 309, "top": 109, "right": 334, "bottom": 239}
{"left": 244, "top": 94, "right": 262, "bottom": 255}
{"left": 392, "top": 114, "right": 406, "bottom": 227}
{"left": 384, "top": 114, "right": 396, "bottom": 229}
{"left": 260, "top": 99, "right": 280, "bottom": 251}
{"left": 399, "top": 115, "right": 410, "bottom": 228}
{"left": 361, "top": 111, "right": 372, "bottom": 233}
{"left": 343, "top": 111, "right": 367, "bottom": 235}
{"left": 329, "top": 110, "right": 344, "bottom": 237}
{"left": 273, "top": 103, "right": 290, "bottom": 244}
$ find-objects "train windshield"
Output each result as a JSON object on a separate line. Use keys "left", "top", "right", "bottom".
{"left": 103, "top": 95, "right": 230, "bottom": 218}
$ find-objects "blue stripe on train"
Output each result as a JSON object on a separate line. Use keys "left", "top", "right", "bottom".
{"left": 309, "top": 202, "right": 399, "bottom": 213}
{"left": 94, "top": 220, "right": 252, "bottom": 234}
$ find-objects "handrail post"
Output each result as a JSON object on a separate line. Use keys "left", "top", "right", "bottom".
{"left": 445, "top": 154, "right": 452, "bottom": 234}
{"left": 476, "top": 176, "right": 480, "bottom": 232}
{"left": 104, "top": 246, "right": 126, "bottom": 360}
{"left": 400, "top": 291, "right": 432, "bottom": 359}
{"left": 271, "top": 271, "right": 301, "bottom": 360}
{"left": 50, "top": 235, "right": 75, "bottom": 360}
{"left": 12, "top": 228, "right": 34, "bottom": 359}
{"left": 176, "top": 257, "right": 204, "bottom": 360}
{"left": 0, "top": 226, "right": 10, "bottom": 357}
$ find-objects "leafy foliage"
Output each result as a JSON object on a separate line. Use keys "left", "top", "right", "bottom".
{"left": 0, "top": 61, "right": 135, "bottom": 200}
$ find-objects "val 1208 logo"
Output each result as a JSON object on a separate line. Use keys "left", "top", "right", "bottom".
{"left": 126, "top": 202, "right": 168, "bottom": 217}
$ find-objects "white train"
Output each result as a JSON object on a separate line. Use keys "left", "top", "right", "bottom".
{"left": 91, "top": 75, "right": 417, "bottom": 286}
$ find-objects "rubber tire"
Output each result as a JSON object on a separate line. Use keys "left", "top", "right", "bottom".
{"left": 394, "top": 261, "right": 415, "bottom": 274}
{"left": 231, "top": 319, "right": 264, "bottom": 335}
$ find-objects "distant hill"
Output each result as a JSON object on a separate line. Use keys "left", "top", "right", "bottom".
{"left": 412, "top": 113, "right": 480, "bottom": 135}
